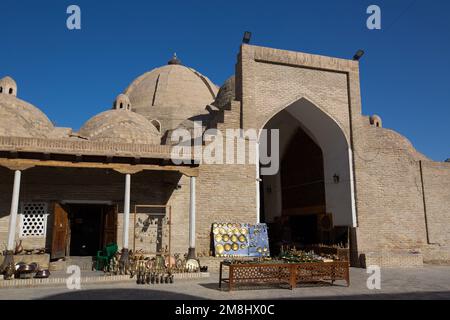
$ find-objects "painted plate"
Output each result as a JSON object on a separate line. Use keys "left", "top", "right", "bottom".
{"left": 222, "top": 234, "right": 230, "bottom": 242}
{"left": 215, "top": 244, "right": 224, "bottom": 254}
{"left": 231, "top": 235, "right": 238, "bottom": 243}
{"left": 224, "top": 243, "right": 232, "bottom": 252}
{"left": 215, "top": 234, "right": 222, "bottom": 242}
{"left": 219, "top": 228, "right": 227, "bottom": 235}
{"left": 238, "top": 235, "right": 247, "bottom": 243}
{"left": 240, "top": 228, "right": 248, "bottom": 235}
{"left": 232, "top": 243, "right": 239, "bottom": 251}
{"left": 212, "top": 228, "right": 219, "bottom": 235}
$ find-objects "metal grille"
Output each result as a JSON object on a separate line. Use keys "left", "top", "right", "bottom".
{"left": 20, "top": 202, "right": 48, "bottom": 238}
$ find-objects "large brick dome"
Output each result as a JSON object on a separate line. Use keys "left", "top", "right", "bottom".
{"left": 123, "top": 57, "right": 218, "bottom": 132}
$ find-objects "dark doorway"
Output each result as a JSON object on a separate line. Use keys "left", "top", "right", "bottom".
{"left": 289, "top": 215, "right": 318, "bottom": 245}
{"left": 67, "top": 204, "right": 116, "bottom": 256}
{"left": 263, "top": 126, "right": 327, "bottom": 252}
{"left": 259, "top": 99, "right": 355, "bottom": 262}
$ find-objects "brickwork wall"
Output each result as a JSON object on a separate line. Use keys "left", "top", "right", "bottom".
{"left": 420, "top": 161, "right": 450, "bottom": 263}
{"left": 352, "top": 121, "right": 429, "bottom": 264}
{"left": 196, "top": 163, "right": 257, "bottom": 255}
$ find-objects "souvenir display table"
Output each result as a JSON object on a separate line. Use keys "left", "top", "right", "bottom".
{"left": 219, "top": 259, "right": 350, "bottom": 291}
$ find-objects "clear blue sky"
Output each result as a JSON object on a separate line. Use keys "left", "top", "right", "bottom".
{"left": 0, "top": 0, "right": 448, "bottom": 161}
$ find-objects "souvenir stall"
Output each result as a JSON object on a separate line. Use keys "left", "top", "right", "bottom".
{"left": 212, "top": 222, "right": 350, "bottom": 291}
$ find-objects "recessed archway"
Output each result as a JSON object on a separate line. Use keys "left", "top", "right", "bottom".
{"left": 259, "top": 97, "right": 356, "bottom": 253}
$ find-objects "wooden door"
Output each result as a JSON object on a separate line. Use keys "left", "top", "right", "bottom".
{"left": 51, "top": 203, "right": 69, "bottom": 260}
{"left": 102, "top": 206, "right": 117, "bottom": 247}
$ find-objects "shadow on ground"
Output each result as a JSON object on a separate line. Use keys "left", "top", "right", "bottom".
{"left": 280, "top": 291, "right": 450, "bottom": 300}
{"left": 40, "top": 288, "right": 206, "bottom": 300}
{"left": 39, "top": 287, "right": 450, "bottom": 300}
{"left": 200, "top": 281, "right": 346, "bottom": 292}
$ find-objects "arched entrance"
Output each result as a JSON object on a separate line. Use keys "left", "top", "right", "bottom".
{"left": 259, "top": 98, "right": 356, "bottom": 255}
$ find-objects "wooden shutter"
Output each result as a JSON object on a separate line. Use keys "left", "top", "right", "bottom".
{"left": 51, "top": 203, "right": 69, "bottom": 260}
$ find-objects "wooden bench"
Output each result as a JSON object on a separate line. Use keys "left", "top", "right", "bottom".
{"left": 219, "top": 261, "right": 349, "bottom": 291}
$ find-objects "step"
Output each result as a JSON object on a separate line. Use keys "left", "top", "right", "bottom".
{"left": 50, "top": 256, "right": 95, "bottom": 272}
{"left": 0, "top": 272, "right": 210, "bottom": 288}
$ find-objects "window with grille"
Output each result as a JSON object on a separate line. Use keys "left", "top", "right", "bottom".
{"left": 19, "top": 202, "right": 49, "bottom": 238}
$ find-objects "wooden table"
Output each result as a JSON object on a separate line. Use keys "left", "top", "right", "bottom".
{"left": 219, "top": 261, "right": 350, "bottom": 291}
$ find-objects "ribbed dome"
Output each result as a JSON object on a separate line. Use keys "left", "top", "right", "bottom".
{"left": 79, "top": 109, "right": 161, "bottom": 145}
{"left": 123, "top": 62, "right": 218, "bottom": 132}
{"left": 0, "top": 93, "right": 53, "bottom": 138}
{"left": 213, "top": 75, "right": 235, "bottom": 109}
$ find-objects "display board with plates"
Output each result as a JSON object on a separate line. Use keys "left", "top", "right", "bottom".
{"left": 248, "top": 224, "right": 270, "bottom": 257}
{"left": 212, "top": 223, "right": 269, "bottom": 257}
{"left": 212, "top": 223, "right": 249, "bottom": 257}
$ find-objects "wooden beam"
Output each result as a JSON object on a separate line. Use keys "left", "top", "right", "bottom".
{"left": 0, "top": 158, "right": 199, "bottom": 177}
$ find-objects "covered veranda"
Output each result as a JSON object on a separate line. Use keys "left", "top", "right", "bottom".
{"left": 0, "top": 136, "right": 199, "bottom": 277}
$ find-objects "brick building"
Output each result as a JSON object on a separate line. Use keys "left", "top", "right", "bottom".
{"left": 0, "top": 45, "right": 449, "bottom": 268}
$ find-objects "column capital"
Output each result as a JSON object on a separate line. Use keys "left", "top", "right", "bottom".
{"left": 113, "top": 168, "right": 143, "bottom": 175}
{"left": 0, "top": 160, "right": 35, "bottom": 171}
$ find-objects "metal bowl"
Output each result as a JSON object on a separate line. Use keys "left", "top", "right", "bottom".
{"left": 15, "top": 262, "right": 26, "bottom": 271}
{"left": 34, "top": 269, "right": 50, "bottom": 279}
{"left": 28, "top": 262, "right": 39, "bottom": 272}
{"left": 17, "top": 264, "right": 33, "bottom": 273}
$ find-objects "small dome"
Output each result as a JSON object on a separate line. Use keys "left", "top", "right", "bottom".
{"left": 124, "top": 59, "right": 219, "bottom": 132}
{"left": 213, "top": 75, "right": 235, "bottom": 109}
{"left": 113, "top": 94, "right": 131, "bottom": 110}
{"left": 79, "top": 109, "right": 161, "bottom": 145}
{"left": 370, "top": 115, "right": 382, "bottom": 128}
{"left": 0, "top": 76, "right": 17, "bottom": 96}
{"left": 0, "top": 93, "right": 53, "bottom": 138}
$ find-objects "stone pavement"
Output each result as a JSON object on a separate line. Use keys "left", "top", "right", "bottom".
{"left": 1, "top": 266, "right": 450, "bottom": 300}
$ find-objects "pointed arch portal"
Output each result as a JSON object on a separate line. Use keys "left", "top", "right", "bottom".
{"left": 259, "top": 98, "right": 356, "bottom": 252}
